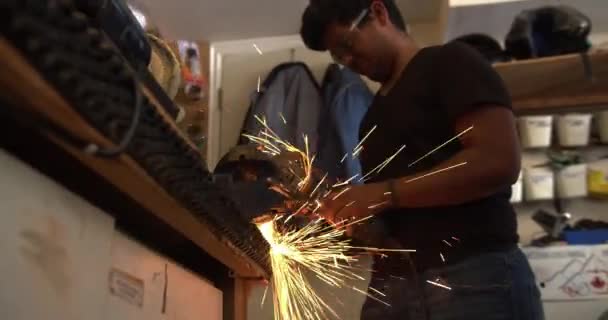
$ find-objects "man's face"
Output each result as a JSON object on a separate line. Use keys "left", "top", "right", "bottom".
{"left": 323, "top": 18, "right": 391, "bottom": 83}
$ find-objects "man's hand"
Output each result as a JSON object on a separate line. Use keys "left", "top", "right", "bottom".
{"left": 318, "top": 182, "right": 391, "bottom": 226}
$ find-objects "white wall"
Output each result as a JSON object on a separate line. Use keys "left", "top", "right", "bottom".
{"left": 0, "top": 149, "right": 222, "bottom": 320}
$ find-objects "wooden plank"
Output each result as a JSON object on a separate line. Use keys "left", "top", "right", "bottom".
{"left": 0, "top": 37, "right": 267, "bottom": 279}
{"left": 494, "top": 51, "right": 608, "bottom": 114}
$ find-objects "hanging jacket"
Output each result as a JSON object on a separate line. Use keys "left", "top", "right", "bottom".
{"left": 318, "top": 64, "right": 373, "bottom": 181}
{"left": 241, "top": 62, "right": 322, "bottom": 154}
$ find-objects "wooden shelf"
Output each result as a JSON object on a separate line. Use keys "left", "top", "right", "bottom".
{"left": 0, "top": 38, "right": 268, "bottom": 280}
{"left": 494, "top": 50, "right": 608, "bottom": 114}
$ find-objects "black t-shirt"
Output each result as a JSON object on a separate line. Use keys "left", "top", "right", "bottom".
{"left": 359, "top": 42, "right": 518, "bottom": 271}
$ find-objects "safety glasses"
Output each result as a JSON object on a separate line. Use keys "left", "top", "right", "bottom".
{"left": 330, "top": 8, "right": 370, "bottom": 65}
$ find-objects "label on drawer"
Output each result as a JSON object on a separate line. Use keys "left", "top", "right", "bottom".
{"left": 109, "top": 268, "right": 144, "bottom": 307}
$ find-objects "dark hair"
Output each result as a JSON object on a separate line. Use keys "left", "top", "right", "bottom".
{"left": 300, "top": 0, "right": 407, "bottom": 51}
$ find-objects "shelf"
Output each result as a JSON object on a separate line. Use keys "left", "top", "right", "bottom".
{"left": 0, "top": 38, "right": 268, "bottom": 279}
{"left": 494, "top": 50, "right": 608, "bottom": 115}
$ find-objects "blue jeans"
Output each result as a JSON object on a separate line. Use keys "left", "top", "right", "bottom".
{"left": 360, "top": 246, "right": 545, "bottom": 320}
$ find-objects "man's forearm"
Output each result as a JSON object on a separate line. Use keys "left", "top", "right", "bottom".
{"left": 388, "top": 148, "right": 518, "bottom": 209}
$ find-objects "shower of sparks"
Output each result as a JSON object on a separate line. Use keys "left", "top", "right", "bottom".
{"left": 442, "top": 240, "right": 453, "bottom": 247}
{"left": 404, "top": 162, "right": 468, "bottom": 184}
{"left": 426, "top": 280, "right": 452, "bottom": 291}
{"left": 409, "top": 125, "right": 474, "bottom": 168}
{"left": 360, "top": 144, "right": 406, "bottom": 182}
{"left": 242, "top": 115, "right": 314, "bottom": 193}
{"left": 440, "top": 253, "right": 446, "bottom": 263}
{"left": 243, "top": 117, "right": 478, "bottom": 319}
{"left": 257, "top": 217, "right": 415, "bottom": 320}
{"left": 253, "top": 43, "right": 264, "bottom": 55}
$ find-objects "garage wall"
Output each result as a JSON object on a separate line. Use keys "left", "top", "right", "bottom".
{"left": 0, "top": 150, "right": 222, "bottom": 320}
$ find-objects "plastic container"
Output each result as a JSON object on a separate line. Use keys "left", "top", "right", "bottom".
{"left": 518, "top": 116, "right": 553, "bottom": 148}
{"left": 564, "top": 230, "right": 608, "bottom": 245}
{"left": 556, "top": 164, "right": 588, "bottom": 198}
{"left": 556, "top": 114, "right": 592, "bottom": 147}
{"left": 598, "top": 111, "right": 608, "bottom": 144}
{"left": 524, "top": 167, "right": 554, "bottom": 201}
{"left": 588, "top": 159, "right": 608, "bottom": 198}
{"left": 510, "top": 171, "right": 523, "bottom": 203}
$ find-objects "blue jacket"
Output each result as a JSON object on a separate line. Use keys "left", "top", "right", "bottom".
{"left": 318, "top": 64, "right": 373, "bottom": 181}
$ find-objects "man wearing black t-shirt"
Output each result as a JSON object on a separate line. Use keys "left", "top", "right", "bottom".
{"left": 300, "top": 1, "right": 544, "bottom": 319}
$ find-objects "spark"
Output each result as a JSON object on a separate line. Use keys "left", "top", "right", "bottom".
{"left": 345, "top": 201, "right": 356, "bottom": 207}
{"left": 409, "top": 126, "right": 474, "bottom": 168}
{"left": 352, "top": 287, "right": 391, "bottom": 307}
{"left": 261, "top": 285, "right": 269, "bottom": 307}
{"left": 368, "top": 287, "right": 386, "bottom": 297}
{"left": 440, "top": 253, "right": 446, "bottom": 263}
{"left": 384, "top": 192, "right": 392, "bottom": 196}
{"left": 404, "top": 162, "right": 468, "bottom": 184}
{"left": 352, "top": 146, "right": 364, "bottom": 157}
{"left": 360, "top": 144, "right": 406, "bottom": 182}
{"left": 353, "top": 125, "right": 377, "bottom": 155}
{"left": 253, "top": 43, "right": 264, "bottom": 55}
{"left": 452, "top": 236, "right": 461, "bottom": 242}
{"left": 309, "top": 173, "right": 329, "bottom": 197}
{"left": 442, "top": 240, "right": 453, "bottom": 247}
{"left": 340, "top": 153, "right": 349, "bottom": 163}
{"left": 368, "top": 200, "right": 390, "bottom": 210}
{"left": 332, "top": 187, "right": 351, "bottom": 201}
{"left": 426, "top": 280, "right": 452, "bottom": 291}
{"left": 332, "top": 174, "right": 360, "bottom": 188}
{"left": 257, "top": 75, "right": 262, "bottom": 92}
{"left": 279, "top": 112, "right": 287, "bottom": 125}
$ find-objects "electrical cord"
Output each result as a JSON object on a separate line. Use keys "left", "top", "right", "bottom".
{"left": 3, "top": 71, "right": 144, "bottom": 159}
{"left": 83, "top": 74, "right": 143, "bottom": 158}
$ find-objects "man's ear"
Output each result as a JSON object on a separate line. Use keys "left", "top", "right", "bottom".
{"left": 370, "top": 0, "right": 390, "bottom": 26}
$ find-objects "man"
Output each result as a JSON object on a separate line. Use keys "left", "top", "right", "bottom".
{"left": 300, "top": 1, "right": 544, "bottom": 319}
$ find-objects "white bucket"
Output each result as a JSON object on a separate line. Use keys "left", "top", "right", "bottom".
{"left": 510, "top": 171, "right": 523, "bottom": 203}
{"left": 598, "top": 111, "right": 608, "bottom": 144}
{"left": 518, "top": 116, "right": 553, "bottom": 148}
{"left": 556, "top": 164, "right": 588, "bottom": 198}
{"left": 556, "top": 114, "right": 592, "bottom": 147}
{"left": 524, "top": 167, "right": 554, "bottom": 201}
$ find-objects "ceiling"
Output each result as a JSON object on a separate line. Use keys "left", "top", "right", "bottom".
{"left": 133, "top": 0, "right": 443, "bottom": 42}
